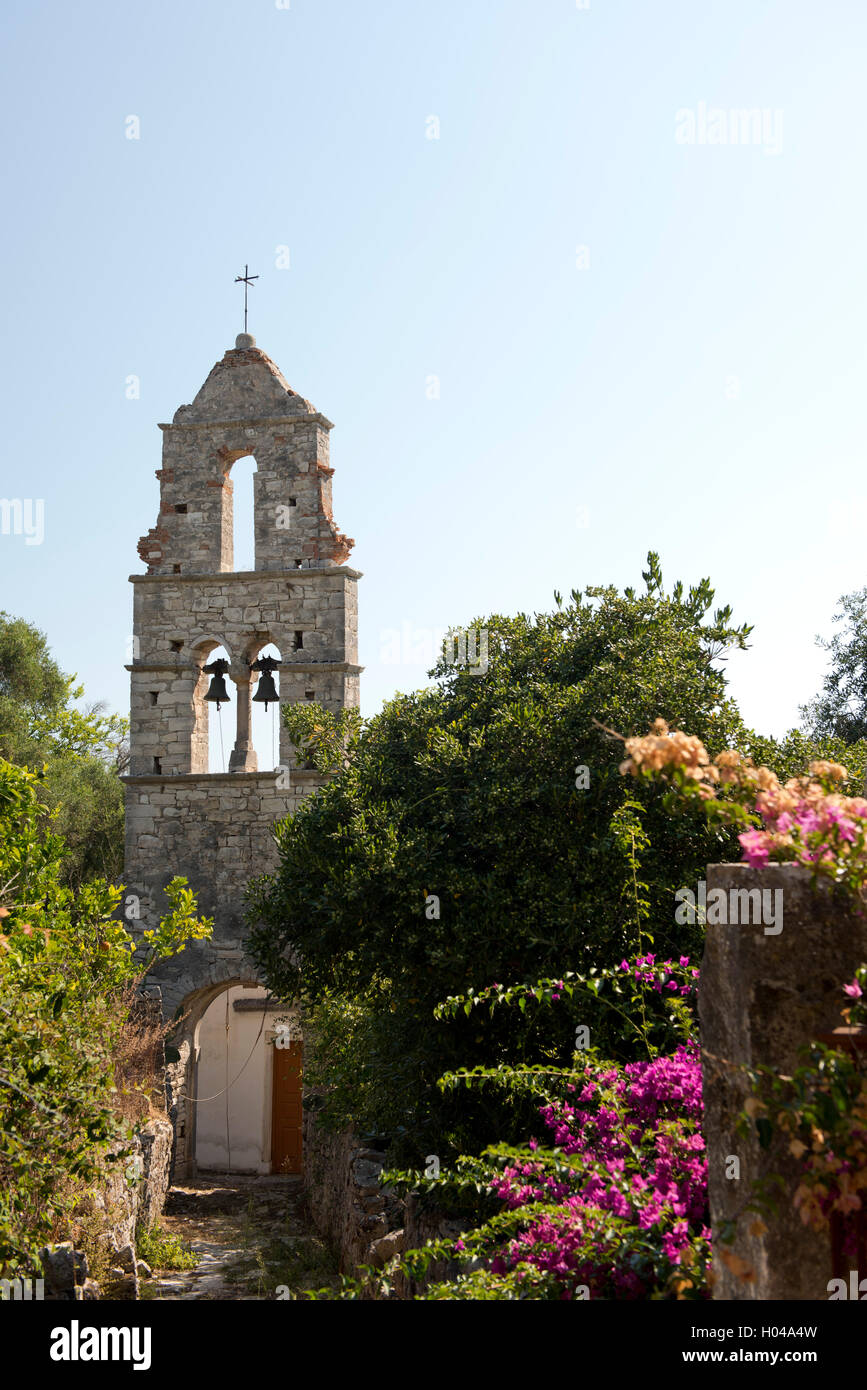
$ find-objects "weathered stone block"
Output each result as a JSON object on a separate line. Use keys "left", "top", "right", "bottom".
{"left": 700, "top": 862, "right": 867, "bottom": 1300}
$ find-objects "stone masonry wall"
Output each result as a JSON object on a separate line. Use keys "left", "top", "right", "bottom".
{"left": 124, "top": 769, "right": 327, "bottom": 1018}
{"left": 42, "top": 1117, "right": 174, "bottom": 1301}
{"left": 127, "top": 566, "right": 360, "bottom": 777}
{"left": 303, "top": 1112, "right": 403, "bottom": 1274}
{"left": 302, "top": 1111, "right": 469, "bottom": 1297}
{"left": 700, "top": 862, "right": 867, "bottom": 1300}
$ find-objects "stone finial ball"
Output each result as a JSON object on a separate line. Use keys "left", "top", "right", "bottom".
{"left": 235, "top": 333, "right": 256, "bottom": 350}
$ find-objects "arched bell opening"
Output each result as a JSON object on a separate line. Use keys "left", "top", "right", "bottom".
{"left": 190, "top": 637, "right": 234, "bottom": 774}
{"left": 248, "top": 639, "right": 283, "bottom": 772}
{"left": 229, "top": 453, "right": 257, "bottom": 573}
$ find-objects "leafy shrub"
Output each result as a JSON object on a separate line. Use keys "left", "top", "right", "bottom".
{"left": 0, "top": 758, "right": 211, "bottom": 1275}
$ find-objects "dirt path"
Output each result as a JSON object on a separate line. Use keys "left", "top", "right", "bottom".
{"left": 144, "top": 1173, "right": 340, "bottom": 1301}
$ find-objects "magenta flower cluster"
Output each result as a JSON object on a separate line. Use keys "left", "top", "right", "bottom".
{"left": 486, "top": 1040, "right": 710, "bottom": 1298}
{"left": 618, "top": 953, "right": 699, "bottom": 998}
{"left": 738, "top": 781, "right": 867, "bottom": 873}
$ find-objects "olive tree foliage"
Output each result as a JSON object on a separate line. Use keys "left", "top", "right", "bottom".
{"left": 800, "top": 587, "right": 867, "bottom": 745}
{"left": 0, "top": 612, "right": 128, "bottom": 886}
{"left": 248, "top": 555, "right": 754, "bottom": 1157}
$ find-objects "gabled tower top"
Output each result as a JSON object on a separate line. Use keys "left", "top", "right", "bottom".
{"left": 170, "top": 337, "right": 324, "bottom": 429}
{"left": 136, "top": 337, "right": 353, "bottom": 575}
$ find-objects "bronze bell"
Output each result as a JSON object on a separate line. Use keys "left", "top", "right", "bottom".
{"left": 251, "top": 654, "right": 281, "bottom": 711}
{"left": 202, "top": 657, "right": 231, "bottom": 709}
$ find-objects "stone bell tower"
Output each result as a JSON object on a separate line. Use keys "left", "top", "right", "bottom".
{"left": 123, "top": 332, "right": 361, "bottom": 1026}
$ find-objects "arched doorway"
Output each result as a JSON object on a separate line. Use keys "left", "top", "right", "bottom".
{"left": 191, "top": 983, "right": 303, "bottom": 1174}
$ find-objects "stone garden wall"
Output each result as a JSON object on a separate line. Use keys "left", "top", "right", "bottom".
{"left": 42, "top": 1116, "right": 174, "bottom": 1301}
{"left": 302, "top": 1111, "right": 401, "bottom": 1274}
{"left": 302, "top": 1110, "right": 471, "bottom": 1297}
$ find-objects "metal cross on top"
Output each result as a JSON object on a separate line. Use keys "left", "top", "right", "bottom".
{"left": 234, "top": 264, "right": 259, "bottom": 333}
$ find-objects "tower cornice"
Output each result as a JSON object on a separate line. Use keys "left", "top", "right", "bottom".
{"left": 128, "top": 565, "right": 363, "bottom": 583}
{"left": 158, "top": 412, "right": 335, "bottom": 432}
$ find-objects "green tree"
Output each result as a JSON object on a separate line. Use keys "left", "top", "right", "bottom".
{"left": 40, "top": 757, "right": 126, "bottom": 890}
{"left": 0, "top": 612, "right": 128, "bottom": 885}
{"left": 743, "top": 727, "right": 867, "bottom": 795}
{"left": 0, "top": 612, "right": 66, "bottom": 763}
{"left": 248, "top": 554, "right": 752, "bottom": 1161}
{"left": 801, "top": 587, "right": 867, "bottom": 743}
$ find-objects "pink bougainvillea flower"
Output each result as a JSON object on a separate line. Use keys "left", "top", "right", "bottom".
{"left": 738, "top": 829, "right": 771, "bottom": 868}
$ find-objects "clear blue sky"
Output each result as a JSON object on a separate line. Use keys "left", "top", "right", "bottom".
{"left": 1, "top": 0, "right": 865, "bottom": 744}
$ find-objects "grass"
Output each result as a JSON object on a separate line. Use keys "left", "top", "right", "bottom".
{"left": 221, "top": 1191, "right": 341, "bottom": 1299}
{"left": 135, "top": 1222, "right": 199, "bottom": 1271}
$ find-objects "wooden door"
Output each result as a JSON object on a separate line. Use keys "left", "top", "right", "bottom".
{"left": 271, "top": 1040, "right": 303, "bottom": 1174}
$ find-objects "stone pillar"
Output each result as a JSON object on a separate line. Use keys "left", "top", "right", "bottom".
{"left": 228, "top": 670, "right": 258, "bottom": 773}
{"left": 700, "top": 862, "right": 867, "bottom": 1300}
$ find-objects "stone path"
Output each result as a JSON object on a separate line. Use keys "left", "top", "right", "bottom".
{"left": 144, "top": 1173, "right": 339, "bottom": 1301}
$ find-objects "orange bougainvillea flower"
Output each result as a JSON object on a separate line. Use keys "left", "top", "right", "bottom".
{"left": 809, "top": 760, "right": 847, "bottom": 782}
{"left": 620, "top": 726, "right": 710, "bottom": 779}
